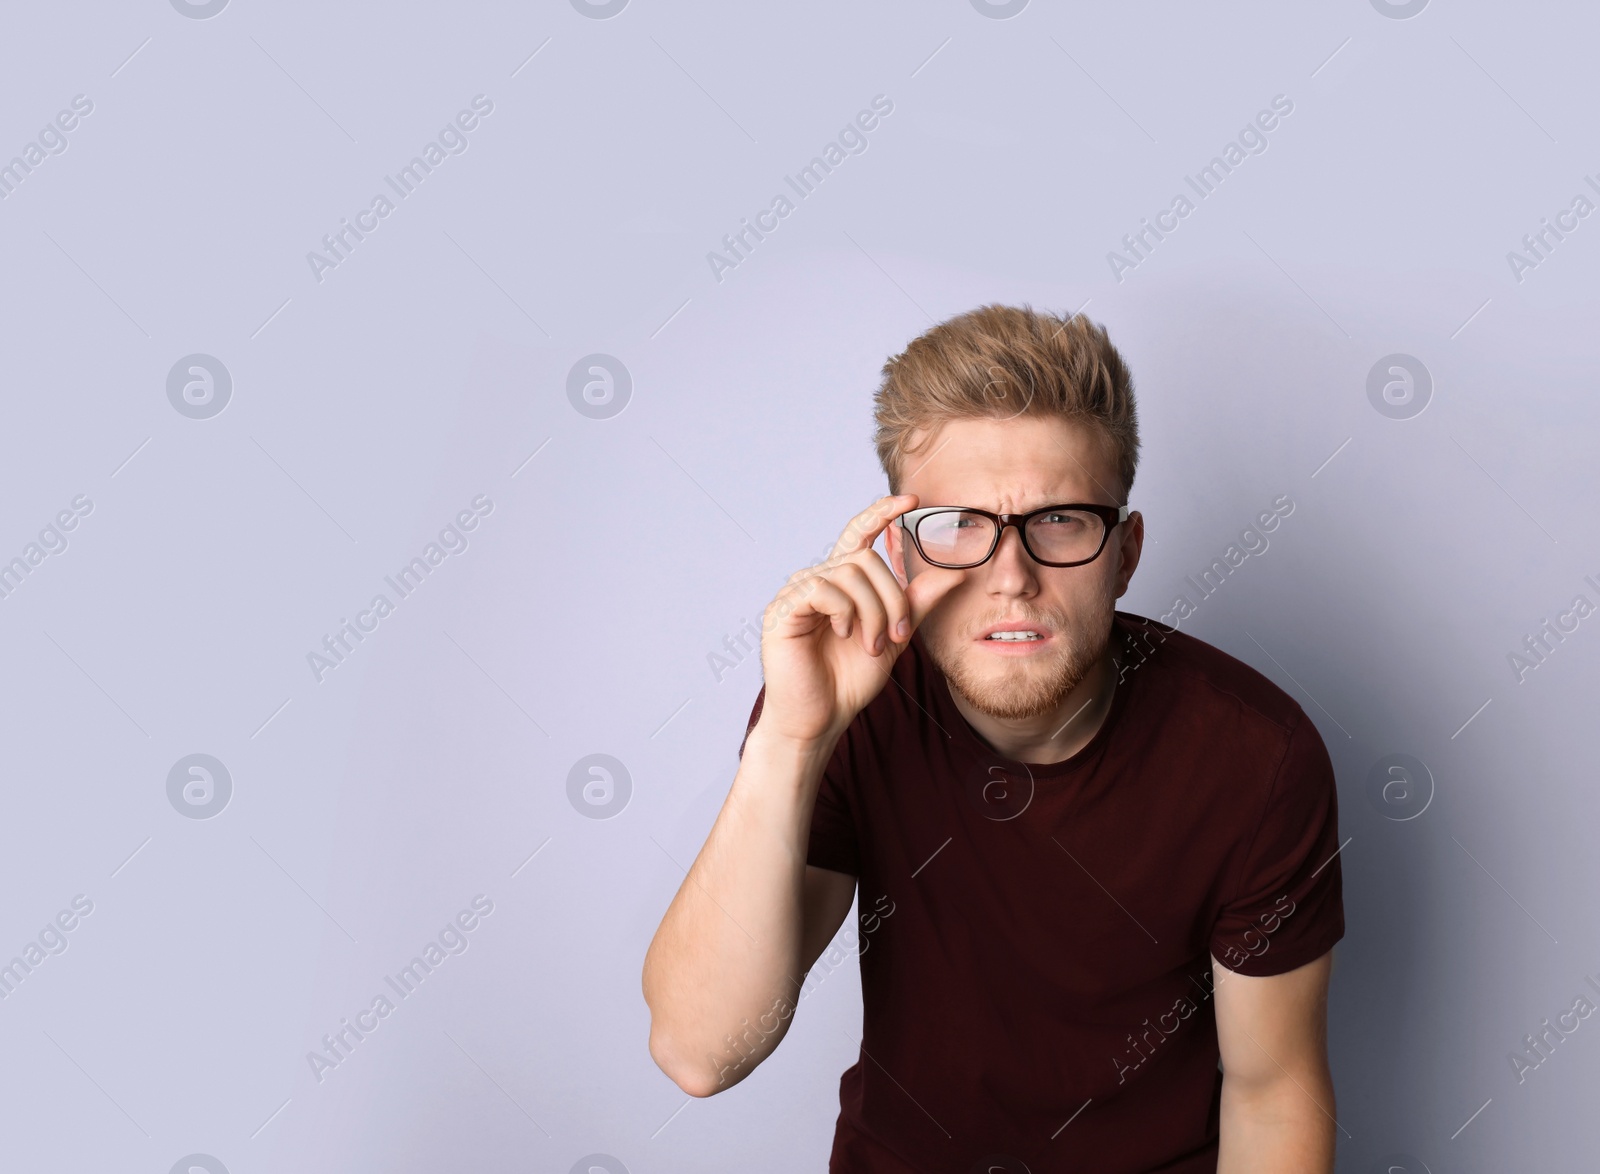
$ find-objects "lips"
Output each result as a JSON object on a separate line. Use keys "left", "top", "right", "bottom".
{"left": 978, "top": 621, "right": 1052, "bottom": 643}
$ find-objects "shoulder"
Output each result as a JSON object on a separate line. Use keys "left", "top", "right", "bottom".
{"left": 1117, "top": 610, "right": 1310, "bottom": 749}
{"left": 1118, "top": 613, "right": 1338, "bottom": 851}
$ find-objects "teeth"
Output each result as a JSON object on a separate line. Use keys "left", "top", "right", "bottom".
{"left": 986, "top": 631, "right": 1041, "bottom": 641}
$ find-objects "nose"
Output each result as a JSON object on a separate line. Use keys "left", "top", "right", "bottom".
{"left": 983, "top": 523, "right": 1040, "bottom": 593}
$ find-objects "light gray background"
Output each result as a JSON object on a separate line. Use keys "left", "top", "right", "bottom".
{"left": 2, "top": 1, "right": 1596, "bottom": 1171}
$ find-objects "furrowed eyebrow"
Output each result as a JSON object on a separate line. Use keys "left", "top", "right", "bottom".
{"left": 918, "top": 501, "right": 1090, "bottom": 514}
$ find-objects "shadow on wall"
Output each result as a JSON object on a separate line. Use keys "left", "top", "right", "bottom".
{"left": 1121, "top": 263, "right": 1586, "bottom": 1172}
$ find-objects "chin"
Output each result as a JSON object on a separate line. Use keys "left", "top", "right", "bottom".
{"left": 931, "top": 617, "right": 1114, "bottom": 723}
{"left": 941, "top": 652, "right": 1084, "bottom": 721}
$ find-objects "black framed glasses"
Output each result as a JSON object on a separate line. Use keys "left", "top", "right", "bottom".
{"left": 898, "top": 502, "right": 1131, "bottom": 570}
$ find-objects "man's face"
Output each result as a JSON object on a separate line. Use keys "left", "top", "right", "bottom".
{"left": 886, "top": 415, "right": 1143, "bottom": 721}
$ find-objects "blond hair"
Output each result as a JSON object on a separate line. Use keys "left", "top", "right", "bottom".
{"left": 872, "top": 303, "right": 1140, "bottom": 500}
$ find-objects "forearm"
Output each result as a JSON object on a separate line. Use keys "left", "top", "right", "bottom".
{"left": 642, "top": 724, "right": 835, "bottom": 1094}
{"left": 1216, "top": 1066, "right": 1336, "bottom": 1174}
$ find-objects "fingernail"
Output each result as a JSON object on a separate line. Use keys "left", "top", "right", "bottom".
{"left": 873, "top": 635, "right": 884, "bottom": 654}
{"left": 896, "top": 619, "right": 910, "bottom": 640}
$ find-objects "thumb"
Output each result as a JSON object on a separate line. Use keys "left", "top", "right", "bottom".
{"left": 904, "top": 567, "right": 965, "bottom": 636}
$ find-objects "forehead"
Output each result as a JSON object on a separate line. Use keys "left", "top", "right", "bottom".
{"left": 900, "top": 416, "right": 1120, "bottom": 511}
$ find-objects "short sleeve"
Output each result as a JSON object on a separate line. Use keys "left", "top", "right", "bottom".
{"left": 739, "top": 685, "right": 860, "bottom": 877}
{"left": 1210, "top": 710, "right": 1344, "bottom": 976}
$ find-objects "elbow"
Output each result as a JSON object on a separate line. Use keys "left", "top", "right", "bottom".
{"left": 648, "top": 1025, "right": 723, "bottom": 1099}
{"left": 671, "top": 1069, "right": 723, "bottom": 1099}
{"left": 642, "top": 973, "right": 719, "bottom": 1096}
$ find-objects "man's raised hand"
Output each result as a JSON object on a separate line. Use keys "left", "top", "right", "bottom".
{"left": 755, "top": 495, "right": 963, "bottom": 748}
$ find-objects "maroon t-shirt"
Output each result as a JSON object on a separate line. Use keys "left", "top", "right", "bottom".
{"left": 739, "top": 609, "right": 1343, "bottom": 1174}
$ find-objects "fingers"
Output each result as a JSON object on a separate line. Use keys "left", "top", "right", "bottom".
{"left": 826, "top": 561, "right": 891, "bottom": 656}
{"left": 829, "top": 494, "right": 918, "bottom": 561}
{"left": 769, "top": 494, "right": 956, "bottom": 659}
{"left": 815, "top": 555, "right": 961, "bottom": 656}
{"left": 840, "top": 551, "right": 911, "bottom": 645}
{"left": 795, "top": 577, "right": 858, "bottom": 643}
{"left": 770, "top": 554, "right": 902, "bottom": 659}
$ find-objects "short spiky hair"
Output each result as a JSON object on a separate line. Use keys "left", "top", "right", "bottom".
{"left": 872, "top": 304, "right": 1140, "bottom": 500}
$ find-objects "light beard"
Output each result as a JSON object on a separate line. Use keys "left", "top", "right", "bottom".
{"left": 927, "top": 602, "right": 1117, "bottom": 722}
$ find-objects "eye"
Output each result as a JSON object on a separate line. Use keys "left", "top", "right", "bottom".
{"left": 921, "top": 511, "right": 984, "bottom": 532}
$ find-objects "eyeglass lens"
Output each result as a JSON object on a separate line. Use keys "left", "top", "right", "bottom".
{"left": 914, "top": 509, "right": 1106, "bottom": 568}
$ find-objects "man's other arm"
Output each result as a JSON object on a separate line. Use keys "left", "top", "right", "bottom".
{"left": 642, "top": 494, "right": 962, "bottom": 1095}
{"left": 642, "top": 723, "right": 856, "bottom": 1096}
{"left": 1213, "top": 949, "right": 1337, "bottom": 1173}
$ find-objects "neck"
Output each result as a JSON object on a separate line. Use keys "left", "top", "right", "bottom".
{"left": 945, "top": 630, "right": 1127, "bottom": 765}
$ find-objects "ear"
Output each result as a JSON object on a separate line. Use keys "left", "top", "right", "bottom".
{"left": 884, "top": 518, "right": 911, "bottom": 587}
{"left": 1112, "top": 509, "right": 1145, "bottom": 599}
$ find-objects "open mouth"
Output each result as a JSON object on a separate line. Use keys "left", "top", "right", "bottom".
{"left": 977, "top": 622, "right": 1053, "bottom": 649}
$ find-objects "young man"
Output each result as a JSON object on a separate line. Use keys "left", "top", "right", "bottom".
{"left": 642, "top": 305, "right": 1344, "bottom": 1173}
